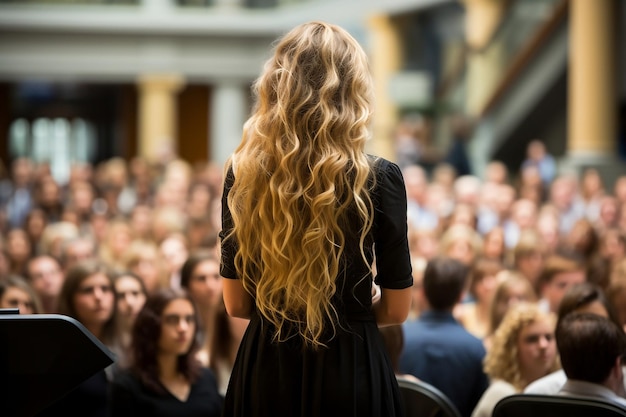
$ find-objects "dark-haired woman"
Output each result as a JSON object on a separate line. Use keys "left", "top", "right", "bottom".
{"left": 39, "top": 259, "right": 119, "bottom": 417}
{"left": 109, "top": 288, "right": 222, "bottom": 417}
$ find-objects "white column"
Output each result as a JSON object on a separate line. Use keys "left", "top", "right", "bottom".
{"left": 210, "top": 81, "right": 249, "bottom": 165}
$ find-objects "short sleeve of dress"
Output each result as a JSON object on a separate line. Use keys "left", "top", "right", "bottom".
{"left": 219, "top": 167, "right": 238, "bottom": 279}
{"left": 372, "top": 159, "right": 413, "bottom": 290}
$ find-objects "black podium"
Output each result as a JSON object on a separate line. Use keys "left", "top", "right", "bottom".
{"left": 0, "top": 312, "right": 116, "bottom": 417}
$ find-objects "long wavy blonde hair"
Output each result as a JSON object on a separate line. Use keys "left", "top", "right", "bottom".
{"left": 224, "top": 21, "right": 375, "bottom": 348}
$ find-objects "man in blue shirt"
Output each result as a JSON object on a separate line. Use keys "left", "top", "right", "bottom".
{"left": 399, "top": 257, "right": 489, "bottom": 417}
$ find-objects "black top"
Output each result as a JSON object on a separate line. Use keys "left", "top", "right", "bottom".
{"left": 108, "top": 367, "right": 223, "bottom": 417}
{"left": 219, "top": 157, "right": 413, "bottom": 417}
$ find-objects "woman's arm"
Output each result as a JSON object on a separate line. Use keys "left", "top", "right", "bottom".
{"left": 222, "top": 278, "right": 254, "bottom": 319}
{"left": 373, "top": 287, "right": 412, "bottom": 326}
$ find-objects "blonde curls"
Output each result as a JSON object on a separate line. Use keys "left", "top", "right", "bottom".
{"left": 484, "top": 302, "right": 559, "bottom": 390}
{"left": 224, "top": 22, "right": 374, "bottom": 348}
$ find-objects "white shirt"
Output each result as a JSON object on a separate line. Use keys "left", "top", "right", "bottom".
{"left": 559, "top": 379, "right": 626, "bottom": 409}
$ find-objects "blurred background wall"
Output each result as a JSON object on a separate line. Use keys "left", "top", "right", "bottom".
{"left": 0, "top": 0, "right": 624, "bottom": 185}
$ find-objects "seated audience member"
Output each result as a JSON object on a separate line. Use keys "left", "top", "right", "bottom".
{"left": 456, "top": 257, "right": 504, "bottom": 340}
{"left": 399, "top": 256, "right": 489, "bottom": 417}
{"left": 0, "top": 275, "right": 42, "bottom": 314}
{"left": 471, "top": 303, "right": 559, "bottom": 417}
{"left": 180, "top": 251, "right": 248, "bottom": 396}
{"left": 113, "top": 271, "right": 148, "bottom": 368}
{"left": 537, "top": 252, "right": 586, "bottom": 313}
{"left": 484, "top": 270, "right": 537, "bottom": 350}
{"left": 512, "top": 229, "right": 546, "bottom": 291}
{"left": 25, "top": 254, "right": 65, "bottom": 313}
{"left": 525, "top": 282, "right": 626, "bottom": 396}
{"left": 555, "top": 313, "right": 626, "bottom": 408}
{"left": 39, "top": 260, "right": 119, "bottom": 417}
{"left": 109, "top": 288, "right": 223, "bottom": 416}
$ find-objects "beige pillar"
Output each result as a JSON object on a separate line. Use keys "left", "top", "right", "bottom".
{"left": 568, "top": 0, "right": 616, "bottom": 155}
{"left": 137, "top": 73, "right": 185, "bottom": 163}
{"left": 462, "top": 0, "right": 507, "bottom": 116}
{"left": 367, "top": 14, "right": 402, "bottom": 161}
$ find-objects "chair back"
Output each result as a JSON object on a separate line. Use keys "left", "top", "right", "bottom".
{"left": 396, "top": 375, "right": 462, "bottom": 417}
{"left": 493, "top": 393, "right": 626, "bottom": 417}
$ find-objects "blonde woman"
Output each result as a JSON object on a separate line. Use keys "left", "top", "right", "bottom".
{"left": 471, "top": 302, "right": 560, "bottom": 417}
{"left": 220, "top": 22, "right": 413, "bottom": 417}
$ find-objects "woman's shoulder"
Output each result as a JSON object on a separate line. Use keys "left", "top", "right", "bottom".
{"left": 367, "top": 155, "right": 404, "bottom": 184}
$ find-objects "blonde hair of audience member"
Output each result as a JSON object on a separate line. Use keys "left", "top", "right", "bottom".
{"left": 123, "top": 239, "right": 167, "bottom": 294}
{"left": 60, "top": 236, "right": 96, "bottom": 273}
{"left": 113, "top": 271, "right": 148, "bottom": 368}
{"left": 0, "top": 275, "right": 43, "bottom": 314}
{"left": 513, "top": 229, "right": 546, "bottom": 291}
{"left": 151, "top": 206, "right": 186, "bottom": 245}
{"left": 98, "top": 217, "right": 133, "bottom": 272}
{"left": 473, "top": 304, "right": 558, "bottom": 417}
{"left": 439, "top": 224, "right": 483, "bottom": 266}
{"left": 484, "top": 302, "right": 559, "bottom": 390}
{"left": 58, "top": 259, "right": 119, "bottom": 347}
{"left": 486, "top": 270, "right": 537, "bottom": 347}
{"left": 38, "top": 222, "right": 80, "bottom": 259}
{"left": 457, "top": 258, "right": 505, "bottom": 339}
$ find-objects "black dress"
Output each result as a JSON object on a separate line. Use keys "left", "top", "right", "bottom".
{"left": 108, "top": 367, "right": 223, "bottom": 417}
{"left": 219, "top": 157, "right": 413, "bottom": 417}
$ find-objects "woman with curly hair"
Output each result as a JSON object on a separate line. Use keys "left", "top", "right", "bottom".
{"left": 220, "top": 21, "right": 413, "bottom": 417}
{"left": 471, "top": 302, "right": 559, "bottom": 417}
{"left": 109, "top": 288, "right": 222, "bottom": 416}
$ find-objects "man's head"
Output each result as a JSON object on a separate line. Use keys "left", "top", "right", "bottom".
{"left": 556, "top": 313, "right": 626, "bottom": 388}
{"left": 423, "top": 256, "right": 469, "bottom": 311}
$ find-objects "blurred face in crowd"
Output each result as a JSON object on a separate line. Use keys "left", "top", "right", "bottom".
{"left": 187, "top": 259, "right": 222, "bottom": 309}
{"left": 28, "top": 256, "right": 64, "bottom": 301}
{"left": 0, "top": 286, "right": 35, "bottom": 314}
{"left": 115, "top": 275, "right": 147, "bottom": 327}
{"left": 541, "top": 270, "right": 586, "bottom": 313}
{"left": 159, "top": 298, "right": 196, "bottom": 356}
{"left": 73, "top": 272, "right": 115, "bottom": 331}
{"left": 517, "top": 318, "right": 557, "bottom": 383}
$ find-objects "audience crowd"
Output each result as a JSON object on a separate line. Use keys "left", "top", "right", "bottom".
{"left": 1, "top": 135, "right": 626, "bottom": 416}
